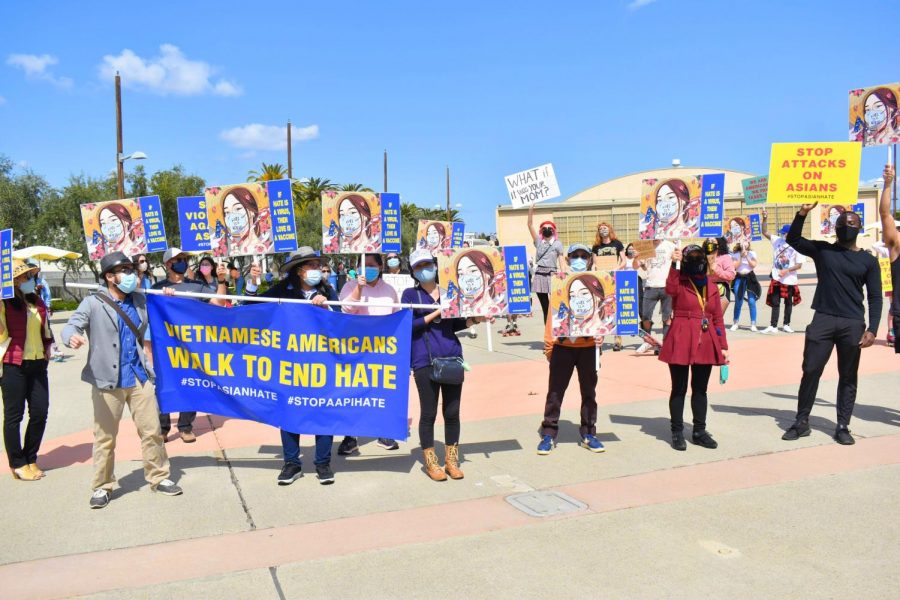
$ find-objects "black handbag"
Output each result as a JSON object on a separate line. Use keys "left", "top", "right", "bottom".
{"left": 417, "top": 289, "right": 465, "bottom": 385}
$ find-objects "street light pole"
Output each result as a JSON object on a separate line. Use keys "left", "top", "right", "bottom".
{"left": 287, "top": 119, "right": 293, "bottom": 179}
{"left": 383, "top": 149, "right": 388, "bottom": 193}
{"left": 115, "top": 72, "right": 125, "bottom": 199}
{"left": 446, "top": 165, "right": 451, "bottom": 221}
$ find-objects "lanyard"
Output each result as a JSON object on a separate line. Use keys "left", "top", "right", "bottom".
{"left": 689, "top": 280, "right": 706, "bottom": 313}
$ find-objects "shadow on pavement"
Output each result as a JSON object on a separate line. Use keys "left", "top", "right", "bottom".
{"left": 608, "top": 414, "right": 672, "bottom": 443}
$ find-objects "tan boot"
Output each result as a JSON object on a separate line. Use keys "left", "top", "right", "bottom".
{"left": 444, "top": 444, "right": 464, "bottom": 480}
{"left": 422, "top": 448, "right": 447, "bottom": 482}
{"left": 27, "top": 463, "right": 45, "bottom": 478}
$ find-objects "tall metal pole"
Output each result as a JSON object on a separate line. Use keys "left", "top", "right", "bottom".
{"left": 115, "top": 72, "right": 124, "bottom": 199}
{"left": 446, "top": 165, "right": 451, "bottom": 221}
{"left": 287, "top": 119, "right": 292, "bottom": 179}
{"left": 893, "top": 144, "right": 897, "bottom": 217}
{"left": 383, "top": 149, "right": 388, "bottom": 193}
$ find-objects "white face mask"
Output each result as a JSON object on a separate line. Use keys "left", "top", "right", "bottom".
{"left": 458, "top": 273, "right": 484, "bottom": 297}
{"left": 426, "top": 231, "right": 440, "bottom": 247}
{"left": 599, "top": 227, "right": 609, "bottom": 237}
{"left": 657, "top": 197, "right": 678, "bottom": 221}
{"left": 730, "top": 223, "right": 742, "bottom": 237}
{"left": 340, "top": 214, "right": 361, "bottom": 233}
{"left": 570, "top": 296, "right": 593, "bottom": 317}
{"left": 226, "top": 211, "right": 249, "bottom": 234}
{"left": 101, "top": 220, "right": 124, "bottom": 242}
{"left": 866, "top": 108, "right": 887, "bottom": 128}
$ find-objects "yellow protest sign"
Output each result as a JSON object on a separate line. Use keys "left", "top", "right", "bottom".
{"left": 766, "top": 142, "right": 861, "bottom": 204}
{"left": 879, "top": 257, "right": 893, "bottom": 293}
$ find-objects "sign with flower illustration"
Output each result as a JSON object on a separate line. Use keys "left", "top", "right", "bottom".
{"left": 416, "top": 220, "right": 466, "bottom": 255}
{"left": 550, "top": 271, "right": 618, "bottom": 339}
{"left": 205, "top": 182, "right": 274, "bottom": 258}
{"left": 321, "top": 191, "right": 383, "bottom": 253}
{"left": 80, "top": 198, "right": 147, "bottom": 261}
{"left": 639, "top": 176, "right": 702, "bottom": 240}
{"left": 849, "top": 83, "right": 900, "bottom": 147}
{"left": 437, "top": 247, "right": 508, "bottom": 318}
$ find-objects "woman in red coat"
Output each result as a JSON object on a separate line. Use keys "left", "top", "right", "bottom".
{"left": 658, "top": 245, "right": 729, "bottom": 451}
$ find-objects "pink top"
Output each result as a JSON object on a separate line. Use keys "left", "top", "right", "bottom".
{"left": 710, "top": 254, "right": 736, "bottom": 284}
{"left": 339, "top": 278, "right": 400, "bottom": 315}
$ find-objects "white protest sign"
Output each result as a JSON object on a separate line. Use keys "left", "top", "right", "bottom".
{"left": 383, "top": 273, "right": 415, "bottom": 297}
{"left": 505, "top": 163, "right": 560, "bottom": 208}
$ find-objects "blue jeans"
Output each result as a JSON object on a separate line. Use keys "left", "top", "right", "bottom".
{"left": 733, "top": 276, "right": 757, "bottom": 324}
{"left": 281, "top": 430, "right": 333, "bottom": 466}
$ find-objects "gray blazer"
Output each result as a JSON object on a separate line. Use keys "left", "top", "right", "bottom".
{"left": 62, "top": 288, "right": 154, "bottom": 390}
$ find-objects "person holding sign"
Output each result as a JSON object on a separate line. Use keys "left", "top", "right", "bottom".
{"left": 659, "top": 246, "right": 729, "bottom": 451}
{"left": 62, "top": 252, "right": 182, "bottom": 508}
{"left": 781, "top": 203, "right": 882, "bottom": 445}
{"left": 527, "top": 204, "right": 566, "bottom": 323}
{"left": 729, "top": 241, "right": 762, "bottom": 332}
{"left": 1, "top": 260, "right": 54, "bottom": 481}
{"left": 638, "top": 239, "right": 676, "bottom": 355}
{"left": 879, "top": 165, "right": 900, "bottom": 351}
{"left": 761, "top": 211, "right": 805, "bottom": 334}
{"left": 245, "top": 248, "right": 339, "bottom": 485}
{"left": 537, "top": 244, "right": 607, "bottom": 456}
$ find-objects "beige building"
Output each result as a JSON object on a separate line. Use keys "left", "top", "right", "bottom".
{"left": 495, "top": 165, "right": 881, "bottom": 267}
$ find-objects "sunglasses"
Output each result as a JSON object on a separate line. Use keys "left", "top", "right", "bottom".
{"left": 570, "top": 252, "right": 591, "bottom": 260}
{"left": 114, "top": 266, "right": 135, "bottom": 275}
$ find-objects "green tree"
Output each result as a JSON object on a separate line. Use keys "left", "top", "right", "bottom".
{"left": 293, "top": 177, "right": 336, "bottom": 216}
{"left": 248, "top": 162, "right": 288, "bottom": 182}
{"left": 149, "top": 166, "right": 205, "bottom": 249}
{"left": 0, "top": 155, "right": 56, "bottom": 247}
{"left": 126, "top": 164, "right": 150, "bottom": 197}
{"left": 339, "top": 183, "right": 374, "bottom": 192}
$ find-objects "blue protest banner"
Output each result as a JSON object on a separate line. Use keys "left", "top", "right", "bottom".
{"left": 138, "top": 195, "right": 168, "bottom": 253}
{"left": 503, "top": 245, "right": 531, "bottom": 315}
{"left": 615, "top": 270, "right": 639, "bottom": 335}
{"left": 450, "top": 222, "right": 466, "bottom": 248}
{"left": 749, "top": 214, "right": 763, "bottom": 241}
{"left": 268, "top": 179, "right": 298, "bottom": 253}
{"left": 698, "top": 173, "right": 725, "bottom": 237}
{"left": 852, "top": 202, "right": 865, "bottom": 227}
{"left": 1, "top": 229, "right": 13, "bottom": 300}
{"left": 148, "top": 296, "right": 412, "bottom": 439}
{"left": 380, "top": 193, "right": 401, "bottom": 253}
{"left": 177, "top": 196, "right": 211, "bottom": 252}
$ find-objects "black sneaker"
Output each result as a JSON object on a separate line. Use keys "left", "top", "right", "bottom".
{"left": 691, "top": 430, "right": 718, "bottom": 449}
{"left": 376, "top": 438, "right": 399, "bottom": 450}
{"left": 782, "top": 422, "right": 811, "bottom": 441}
{"left": 337, "top": 436, "right": 359, "bottom": 456}
{"left": 671, "top": 432, "right": 687, "bottom": 451}
{"left": 277, "top": 463, "right": 303, "bottom": 485}
{"left": 89, "top": 489, "right": 110, "bottom": 509}
{"left": 152, "top": 479, "right": 183, "bottom": 496}
{"left": 315, "top": 463, "right": 335, "bottom": 485}
{"left": 834, "top": 428, "right": 855, "bottom": 446}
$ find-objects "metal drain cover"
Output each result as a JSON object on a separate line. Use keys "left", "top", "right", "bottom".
{"left": 505, "top": 491, "right": 587, "bottom": 517}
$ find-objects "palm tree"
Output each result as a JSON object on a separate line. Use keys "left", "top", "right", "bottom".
{"left": 339, "top": 183, "right": 374, "bottom": 192}
{"left": 293, "top": 177, "right": 337, "bottom": 215}
{"left": 248, "top": 162, "right": 288, "bottom": 182}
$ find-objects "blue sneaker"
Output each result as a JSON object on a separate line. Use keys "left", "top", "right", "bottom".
{"left": 537, "top": 435, "right": 555, "bottom": 455}
{"left": 581, "top": 435, "right": 605, "bottom": 453}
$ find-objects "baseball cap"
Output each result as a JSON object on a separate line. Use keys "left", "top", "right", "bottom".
{"left": 163, "top": 247, "right": 185, "bottom": 263}
{"left": 408, "top": 249, "right": 435, "bottom": 268}
{"left": 567, "top": 243, "right": 591, "bottom": 256}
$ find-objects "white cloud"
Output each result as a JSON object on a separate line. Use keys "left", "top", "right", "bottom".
{"left": 98, "top": 44, "right": 242, "bottom": 97}
{"left": 6, "top": 53, "right": 73, "bottom": 88}
{"left": 627, "top": 0, "right": 658, "bottom": 9}
{"left": 219, "top": 123, "right": 319, "bottom": 151}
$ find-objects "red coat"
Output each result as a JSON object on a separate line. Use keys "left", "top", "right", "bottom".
{"left": 658, "top": 267, "right": 728, "bottom": 366}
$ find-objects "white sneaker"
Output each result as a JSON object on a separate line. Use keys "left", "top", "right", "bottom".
{"left": 762, "top": 326, "right": 777, "bottom": 334}
{"left": 750, "top": 325, "right": 759, "bottom": 332}
{"left": 781, "top": 325, "right": 794, "bottom": 333}
{"left": 730, "top": 324, "right": 740, "bottom": 332}
{"left": 636, "top": 342, "right": 651, "bottom": 354}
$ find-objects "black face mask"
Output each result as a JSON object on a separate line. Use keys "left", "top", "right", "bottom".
{"left": 702, "top": 241, "right": 717, "bottom": 255}
{"left": 542, "top": 227, "right": 554, "bottom": 238}
{"left": 835, "top": 225, "right": 860, "bottom": 244}
{"left": 683, "top": 258, "right": 707, "bottom": 276}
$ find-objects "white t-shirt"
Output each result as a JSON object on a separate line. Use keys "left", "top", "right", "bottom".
{"left": 770, "top": 236, "right": 805, "bottom": 286}
{"left": 644, "top": 241, "right": 676, "bottom": 288}
{"left": 731, "top": 250, "right": 757, "bottom": 275}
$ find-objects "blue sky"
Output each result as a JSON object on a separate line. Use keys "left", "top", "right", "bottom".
{"left": 1, "top": 0, "right": 898, "bottom": 233}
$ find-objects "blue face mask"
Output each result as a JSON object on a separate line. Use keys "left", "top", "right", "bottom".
{"left": 19, "top": 277, "right": 36, "bottom": 294}
{"left": 365, "top": 267, "right": 381, "bottom": 283}
{"left": 116, "top": 272, "right": 138, "bottom": 294}
{"left": 387, "top": 258, "right": 400, "bottom": 269}
{"left": 171, "top": 260, "right": 188, "bottom": 275}
{"left": 303, "top": 269, "right": 323, "bottom": 286}
{"left": 414, "top": 266, "right": 437, "bottom": 283}
{"left": 570, "top": 258, "right": 588, "bottom": 272}
{"left": 265, "top": 273, "right": 274, "bottom": 283}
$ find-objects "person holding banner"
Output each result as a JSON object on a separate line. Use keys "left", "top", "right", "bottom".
{"left": 879, "top": 165, "right": 899, "bottom": 350}
{"left": 245, "top": 248, "right": 339, "bottom": 485}
{"left": 402, "top": 249, "right": 479, "bottom": 481}
{"left": 782, "top": 204, "right": 882, "bottom": 445}
{"left": 537, "top": 244, "right": 606, "bottom": 455}
{"left": 62, "top": 252, "right": 181, "bottom": 508}
{"left": 337, "top": 254, "right": 400, "bottom": 454}
{"left": 527, "top": 203, "right": 566, "bottom": 323}
{"left": 729, "top": 241, "right": 761, "bottom": 332}
{"left": 659, "top": 246, "right": 729, "bottom": 451}
{"left": 761, "top": 212, "right": 804, "bottom": 334}
{"left": 1, "top": 260, "right": 54, "bottom": 481}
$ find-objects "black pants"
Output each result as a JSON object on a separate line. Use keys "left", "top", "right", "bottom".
{"left": 160, "top": 411, "right": 196, "bottom": 433}
{"left": 541, "top": 345, "right": 597, "bottom": 438}
{"left": 413, "top": 367, "right": 462, "bottom": 449}
{"left": 770, "top": 287, "right": 795, "bottom": 327}
{"left": 2, "top": 360, "right": 50, "bottom": 469}
{"left": 797, "top": 313, "right": 864, "bottom": 428}
{"left": 668, "top": 364, "right": 712, "bottom": 433}
{"left": 537, "top": 292, "right": 550, "bottom": 323}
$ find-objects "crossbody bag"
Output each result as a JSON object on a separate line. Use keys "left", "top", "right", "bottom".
{"left": 96, "top": 294, "right": 148, "bottom": 345}
{"left": 417, "top": 288, "right": 465, "bottom": 385}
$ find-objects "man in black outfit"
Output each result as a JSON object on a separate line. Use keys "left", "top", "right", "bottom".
{"left": 782, "top": 202, "right": 882, "bottom": 445}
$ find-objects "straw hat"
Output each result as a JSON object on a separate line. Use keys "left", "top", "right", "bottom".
{"left": 11, "top": 259, "right": 39, "bottom": 280}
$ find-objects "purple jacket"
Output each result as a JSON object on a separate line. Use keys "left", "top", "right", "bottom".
{"left": 401, "top": 286, "right": 468, "bottom": 370}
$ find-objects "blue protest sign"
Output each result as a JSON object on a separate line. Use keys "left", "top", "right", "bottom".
{"left": 177, "top": 196, "right": 211, "bottom": 252}
{"left": 1, "top": 229, "right": 13, "bottom": 300}
{"left": 698, "top": 173, "right": 725, "bottom": 237}
{"left": 615, "top": 270, "right": 639, "bottom": 336}
{"left": 450, "top": 222, "right": 466, "bottom": 248}
{"left": 503, "top": 245, "right": 531, "bottom": 315}
{"left": 268, "top": 179, "right": 298, "bottom": 253}
{"left": 748, "top": 214, "right": 763, "bottom": 241}
{"left": 148, "top": 296, "right": 412, "bottom": 440}
{"left": 138, "top": 195, "right": 168, "bottom": 253}
{"left": 852, "top": 202, "right": 865, "bottom": 227}
{"left": 380, "top": 193, "right": 401, "bottom": 253}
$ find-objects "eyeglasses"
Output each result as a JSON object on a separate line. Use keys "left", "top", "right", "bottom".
{"left": 114, "top": 266, "right": 135, "bottom": 275}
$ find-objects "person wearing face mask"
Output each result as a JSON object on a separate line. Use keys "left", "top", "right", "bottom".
{"left": 658, "top": 246, "right": 729, "bottom": 451}
{"left": 195, "top": 256, "right": 218, "bottom": 287}
{"left": 245, "top": 248, "right": 339, "bottom": 485}
{"left": 1, "top": 260, "right": 54, "bottom": 481}
{"left": 702, "top": 237, "right": 736, "bottom": 317}
{"left": 385, "top": 253, "right": 403, "bottom": 275}
{"left": 760, "top": 212, "right": 805, "bottom": 334}
{"left": 401, "top": 250, "right": 481, "bottom": 481}
{"left": 132, "top": 254, "right": 155, "bottom": 291}
{"left": 782, "top": 204, "right": 882, "bottom": 446}
{"left": 729, "top": 241, "right": 761, "bottom": 332}
{"left": 537, "top": 244, "right": 607, "bottom": 455}
{"left": 637, "top": 238, "right": 676, "bottom": 355}
{"left": 591, "top": 222, "right": 625, "bottom": 264}
{"left": 62, "top": 252, "right": 182, "bottom": 508}
{"left": 527, "top": 203, "right": 567, "bottom": 323}
{"left": 152, "top": 248, "right": 229, "bottom": 443}
{"left": 337, "top": 254, "right": 401, "bottom": 454}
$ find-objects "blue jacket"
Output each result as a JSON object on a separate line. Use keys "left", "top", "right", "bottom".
{"left": 401, "top": 285, "right": 467, "bottom": 370}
